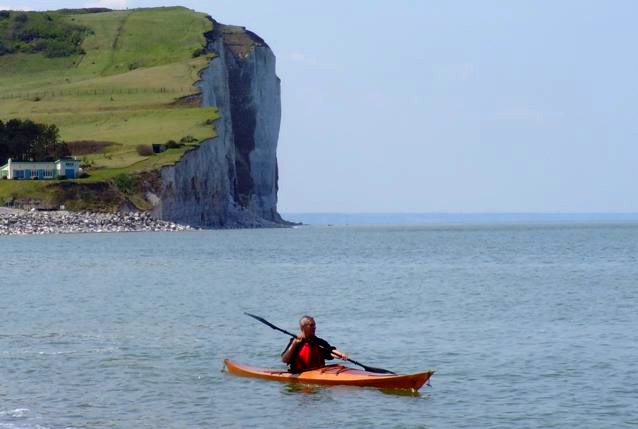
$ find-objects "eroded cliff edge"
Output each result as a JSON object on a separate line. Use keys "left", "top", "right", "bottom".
{"left": 150, "top": 20, "right": 286, "bottom": 228}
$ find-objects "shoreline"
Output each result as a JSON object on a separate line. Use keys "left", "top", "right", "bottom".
{"left": 0, "top": 208, "right": 193, "bottom": 235}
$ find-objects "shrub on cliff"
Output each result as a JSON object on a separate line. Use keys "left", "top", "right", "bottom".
{"left": 112, "top": 173, "right": 136, "bottom": 194}
{"left": 192, "top": 47, "right": 206, "bottom": 58}
{"left": 135, "top": 144, "right": 154, "bottom": 156}
{"left": 179, "top": 135, "right": 198, "bottom": 144}
{"left": 165, "top": 140, "right": 183, "bottom": 149}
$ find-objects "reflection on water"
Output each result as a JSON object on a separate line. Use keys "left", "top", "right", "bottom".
{"left": 282, "top": 383, "right": 323, "bottom": 395}
{"left": 378, "top": 387, "right": 423, "bottom": 398}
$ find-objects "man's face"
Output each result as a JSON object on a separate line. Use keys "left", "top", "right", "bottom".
{"left": 300, "top": 318, "right": 316, "bottom": 338}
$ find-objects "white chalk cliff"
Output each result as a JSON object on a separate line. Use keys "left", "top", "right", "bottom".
{"left": 151, "top": 20, "right": 286, "bottom": 227}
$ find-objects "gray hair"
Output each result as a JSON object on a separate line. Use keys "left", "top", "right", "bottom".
{"left": 299, "top": 315, "right": 315, "bottom": 327}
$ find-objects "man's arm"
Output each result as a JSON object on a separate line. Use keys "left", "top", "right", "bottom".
{"left": 281, "top": 337, "right": 302, "bottom": 363}
{"left": 315, "top": 337, "right": 348, "bottom": 361}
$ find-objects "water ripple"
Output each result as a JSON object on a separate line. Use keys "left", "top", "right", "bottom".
{"left": 1, "top": 225, "right": 637, "bottom": 428}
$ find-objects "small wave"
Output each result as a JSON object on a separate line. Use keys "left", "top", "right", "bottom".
{"left": 20, "top": 333, "right": 62, "bottom": 340}
{"left": 0, "top": 424, "right": 51, "bottom": 429}
{"left": 0, "top": 410, "right": 52, "bottom": 429}
{"left": 2, "top": 347, "right": 117, "bottom": 357}
{"left": 0, "top": 409, "right": 29, "bottom": 418}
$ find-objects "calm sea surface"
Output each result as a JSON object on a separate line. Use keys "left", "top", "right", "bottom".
{"left": 1, "top": 223, "right": 637, "bottom": 428}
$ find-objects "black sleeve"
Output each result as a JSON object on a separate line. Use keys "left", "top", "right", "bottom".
{"left": 314, "top": 336, "right": 336, "bottom": 361}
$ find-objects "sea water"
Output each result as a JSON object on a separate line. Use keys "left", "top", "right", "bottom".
{"left": 1, "top": 223, "right": 637, "bottom": 428}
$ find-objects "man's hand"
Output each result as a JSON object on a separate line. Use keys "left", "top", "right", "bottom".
{"left": 282, "top": 336, "right": 304, "bottom": 364}
{"left": 332, "top": 349, "right": 348, "bottom": 361}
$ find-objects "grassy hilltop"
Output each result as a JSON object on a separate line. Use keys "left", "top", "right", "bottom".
{"left": 0, "top": 7, "right": 219, "bottom": 209}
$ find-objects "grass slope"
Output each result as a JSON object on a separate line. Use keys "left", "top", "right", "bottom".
{"left": 0, "top": 7, "right": 218, "bottom": 207}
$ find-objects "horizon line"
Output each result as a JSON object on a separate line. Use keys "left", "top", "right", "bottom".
{"left": 281, "top": 211, "right": 638, "bottom": 215}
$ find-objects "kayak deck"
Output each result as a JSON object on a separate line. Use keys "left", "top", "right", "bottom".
{"left": 224, "top": 359, "right": 434, "bottom": 391}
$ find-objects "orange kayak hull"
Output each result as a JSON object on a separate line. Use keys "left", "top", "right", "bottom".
{"left": 224, "top": 359, "right": 434, "bottom": 391}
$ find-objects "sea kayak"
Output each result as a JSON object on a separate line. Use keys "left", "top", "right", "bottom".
{"left": 224, "top": 359, "right": 434, "bottom": 391}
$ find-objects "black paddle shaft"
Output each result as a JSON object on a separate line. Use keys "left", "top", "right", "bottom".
{"left": 243, "top": 312, "right": 396, "bottom": 375}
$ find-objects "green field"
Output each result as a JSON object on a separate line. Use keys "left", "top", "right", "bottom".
{"left": 0, "top": 7, "right": 219, "bottom": 207}
{"left": 0, "top": 7, "right": 217, "bottom": 180}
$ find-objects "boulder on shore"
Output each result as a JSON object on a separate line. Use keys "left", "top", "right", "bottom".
{"left": 0, "top": 209, "right": 193, "bottom": 235}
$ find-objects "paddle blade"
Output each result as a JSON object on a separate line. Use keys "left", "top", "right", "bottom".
{"left": 244, "top": 312, "right": 297, "bottom": 338}
{"left": 244, "top": 312, "right": 277, "bottom": 329}
{"left": 347, "top": 358, "right": 396, "bottom": 375}
{"left": 359, "top": 364, "right": 396, "bottom": 375}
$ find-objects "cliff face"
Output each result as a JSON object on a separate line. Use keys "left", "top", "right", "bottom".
{"left": 150, "top": 20, "right": 285, "bottom": 227}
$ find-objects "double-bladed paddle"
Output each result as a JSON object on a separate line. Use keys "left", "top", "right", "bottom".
{"left": 244, "top": 312, "right": 396, "bottom": 375}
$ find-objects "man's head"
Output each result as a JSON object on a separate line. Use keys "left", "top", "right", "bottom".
{"left": 299, "top": 315, "right": 316, "bottom": 338}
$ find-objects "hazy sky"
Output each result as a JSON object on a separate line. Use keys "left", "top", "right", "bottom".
{"left": 3, "top": 1, "right": 637, "bottom": 213}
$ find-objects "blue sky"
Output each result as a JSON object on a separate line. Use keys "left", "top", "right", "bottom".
{"left": 3, "top": 1, "right": 637, "bottom": 213}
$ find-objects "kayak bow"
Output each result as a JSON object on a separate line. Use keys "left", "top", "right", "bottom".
{"left": 224, "top": 359, "right": 434, "bottom": 391}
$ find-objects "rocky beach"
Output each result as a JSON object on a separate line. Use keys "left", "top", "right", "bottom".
{"left": 0, "top": 208, "right": 193, "bottom": 235}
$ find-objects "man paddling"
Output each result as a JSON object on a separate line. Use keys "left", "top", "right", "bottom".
{"left": 281, "top": 315, "right": 348, "bottom": 373}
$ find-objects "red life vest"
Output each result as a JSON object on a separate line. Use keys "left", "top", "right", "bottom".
{"left": 293, "top": 341, "right": 325, "bottom": 371}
